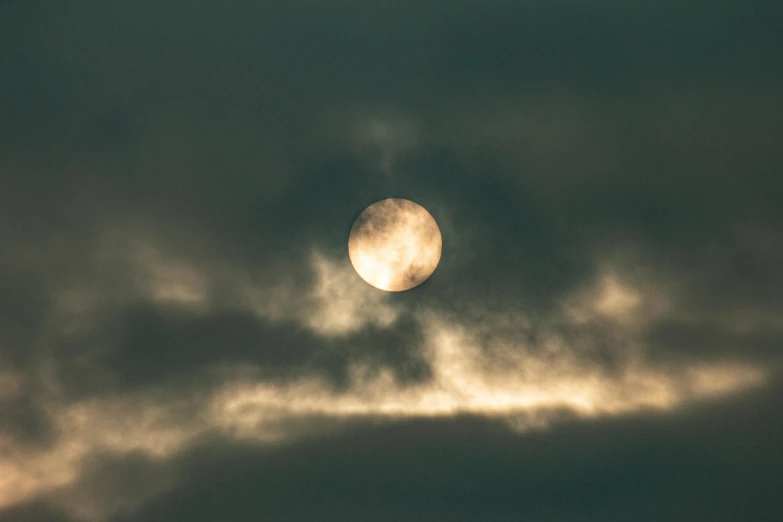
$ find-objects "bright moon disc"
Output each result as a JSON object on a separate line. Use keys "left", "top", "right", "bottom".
{"left": 348, "top": 198, "right": 442, "bottom": 292}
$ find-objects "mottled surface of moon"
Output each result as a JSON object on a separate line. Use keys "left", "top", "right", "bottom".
{"left": 349, "top": 199, "right": 442, "bottom": 291}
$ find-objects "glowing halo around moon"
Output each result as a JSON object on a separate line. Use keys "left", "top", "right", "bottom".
{"left": 348, "top": 198, "right": 442, "bottom": 292}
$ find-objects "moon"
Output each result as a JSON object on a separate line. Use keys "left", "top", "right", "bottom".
{"left": 348, "top": 198, "right": 442, "bottom": 292}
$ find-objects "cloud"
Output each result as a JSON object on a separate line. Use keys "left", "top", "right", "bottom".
{"left": 0, "top": 253, "right": 769, "bottom": 520}
{"left": 2, "top": 93, "right": 781, "bottom": 520}
{"left": 302, "top": 251, "right": 401, "bottom": 336}
{"left": 122, "top": 378, "right": 783, "bottom": 522}
{"left": 0, "top": 371, "right": 23, "bottom": 401}
{"left": 1, "top": 2, "right": 782, "bottom": 520}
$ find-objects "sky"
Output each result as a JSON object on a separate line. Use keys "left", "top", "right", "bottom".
{"left": 1, "top": 1, "right": 782, "bottom": 521}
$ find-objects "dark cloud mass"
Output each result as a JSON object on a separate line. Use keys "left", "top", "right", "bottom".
{"left": 1, "top": 1, "right": 782, "bottom": 521}
{"left": 119, "top": 385, "right": 783, "bottom": 522}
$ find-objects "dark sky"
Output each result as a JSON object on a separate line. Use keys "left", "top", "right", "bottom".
{"left": 2, "top": 1, "right": 782, "bottom": 521}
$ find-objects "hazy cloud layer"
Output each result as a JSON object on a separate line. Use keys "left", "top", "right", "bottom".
{"left": 2, "top": 1, "right": 782, "bottom": 521}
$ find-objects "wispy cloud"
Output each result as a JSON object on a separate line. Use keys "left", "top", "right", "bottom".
{"left": 0, "top": 251, "right": 768, "bottom": 520}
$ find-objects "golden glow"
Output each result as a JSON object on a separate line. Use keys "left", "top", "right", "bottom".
{"left": 0, "top": 321, "right": 766, "bottom": 514}
{"left": 305, "top": 252, "right": 400, "bottom": 335}
{"left": 1, "top": 243, "right": 772, "bottom": 518}
{"left": 211, "top": 317, "right": 765, "bottom": 437}
{"left": 348, "top": 198, "right": 442, "bottom": 291}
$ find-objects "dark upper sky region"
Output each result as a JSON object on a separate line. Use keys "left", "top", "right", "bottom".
{"left": 1, "top": 1, "right": 782, "bottom": 521}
